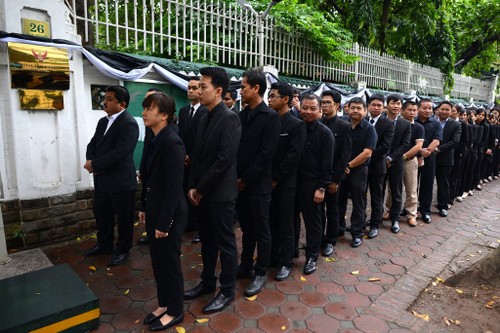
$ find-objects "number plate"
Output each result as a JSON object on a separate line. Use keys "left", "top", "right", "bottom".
{"left": 22, "top": 18, "right": 51, "bottom": 38}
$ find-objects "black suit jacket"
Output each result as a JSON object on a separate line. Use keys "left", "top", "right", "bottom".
{"left": 238, "top": 101, "right": 281, "bottom": 194}
{"left": 455, "top": 120, "right": 470, "bottom": 157}
{"left": 368, "top": 116, "right": 394, "bottom": 175}
{"left": 387, "top": 117, "right": 411, "bottom": 169}
{"left": 436, "top": 119, "right": 461, "bottom": 166}
{"left": 322, "top": 115, "right": 352, "bottom": 184}
{"left": 178, "top": 104, "right": 208, "bottom": 156}
{"left": 272, "top": 111, "right": 306, "bottom": 189}
{"left": 140, "top": 126, "right": 187, "bottom": 233}
{"left": 86, "top": 110, "right": 139, "bottom": 193}
{"left": 188, "top": 102, "right": 241, "bottom": 202}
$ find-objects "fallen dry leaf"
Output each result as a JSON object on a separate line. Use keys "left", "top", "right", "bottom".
{"left": 325, "top": 257, "right": 335, "bottom": 262}
{"left": 76, "top": 237, "right": 81, "bottom": 241}
{"left": 134, "top": 222, "right": 139, "bottom": 227}
{"left": 351, "top": 270, "right": 359, "bottom": 275}
{"left": 195, "top": 318, "right": 209, "bottom": 323}
{"left": 91, "top": 234, "right": 97, "bottom": 239}
{"left": 444, "top": 317, "right": 451, "bottom": 326}
{"left": 485, "top": 300, "right": 495, "bottom": 309}
{"left": 176, "top": 327, "right": 186, "bottom": 333}
{"left": 300, "top": 276, "right": 306, "bottom": 281}
{"left": 411, "top": 310, "right": 429, "bottom": 321}
{"left": 363, "top": 235, "right": 368, "bottom": 239}
{"left": 436, "top": 277, "right": 444, "bottom": 283}
{"left": 106, "top": 272, "right": 114, "bottom": 277}
{"left": 135, "top": 319, "right": 140, "bottom": 324}
{"left": 88, "top": 265, "right": 96, "bottom": 272}
{"left": 123, "top": 289, "right": 130, "bottom": 295}
{"left": 368, "top": 277, "right": 381, "bottom": 282}
{"left": 142, "top": 231, "right": 147, "bottom": 237}
{"left": 281, "top": 325, "right": 286, "bottom": 330}
{"left": 245, "top": 295, "right": 257, "bottom": 301}
{"left": 456, "top": 289, "right": 463, "bottom": 294}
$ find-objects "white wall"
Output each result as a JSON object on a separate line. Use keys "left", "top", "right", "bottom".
{"left": 0, "top": 0, "right": 119, "bottom": 200}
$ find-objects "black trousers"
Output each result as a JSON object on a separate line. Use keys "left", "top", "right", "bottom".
{"left": 92, "top": 190, "right": 136, "bottom": 253}
{"left": 472, "top": 151, "right": 485, "bottom": 188}
{"left": 322, "top": 184, "right": 341, "bottom": 246}
{"left": 339, "top": 166, "right": 368, "bottom": 239}
{"left": 450, "top": 151, "right": 466, "bottom": 201}
{"left": 270, "top": 188, "right": 295, "bottom": 267}
{"left": 237, "top": 192, "right": 272, "bottom": 276}
{"left": 197, "top": 200, "right": 238, "bottom": 297}
{"left": 435, "top": 165, "right": 452, "bottom": 210}
{"left": 386, "top": 163, "right": 404, "bottom": 221}
{"left": 297, "top": 180, "right": 324, "bottom": 260}
{"left": 146, "top": 211, "right": 186, "bottom": 317}
{"left": 183, "top": 167, "right": 198, "bottom": 232}
{"left": 457, "top": 151, "right": 471, "bottom": 196}
{"left": 418, "top": 155, "right": 436, "bottom": 214}
{"left": 367, "top": 172, "right": 386, "bottom": 227}
{"left": 464, "top": 150, "right": 478, "bottom": 192}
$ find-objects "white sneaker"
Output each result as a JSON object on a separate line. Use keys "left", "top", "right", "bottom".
{"left": 476, "top": 185, "right": 482, "bottom": 191}
{"left": 488, "top": 176, "right": 493, "bottom": 181}
{"left": 480, "top": 180, "right": 484, "bottom": 185}
{"left": 469, "top": 190, "right": 474, "bottom": 196}
{"left": 462, "top": 192, "right": 468, "bottom": 199}
{"left": 483, "top": 179, "right": 489, "bottom": 183}
{"left": 455, "top": 196, "right": 463, "bottom": 202}
{"left": 494, "top": 176, "right": 499, "bottom": 180}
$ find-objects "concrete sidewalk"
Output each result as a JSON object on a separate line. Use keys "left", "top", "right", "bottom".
{"left": 46, "top": 180, "right": 500, "bottom": 333}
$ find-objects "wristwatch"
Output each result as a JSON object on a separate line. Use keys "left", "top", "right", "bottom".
{"left": 317, "top": 188, "right": 326, "bottom": 193}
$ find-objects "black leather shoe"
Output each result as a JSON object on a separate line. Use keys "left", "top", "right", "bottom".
{"left": 303, "top": 258, "right": 317, "bottom": 275}
{"left": 352, "top": 237, "right": 362, "bottom": 248}
{"left": 245, "top": 274, "right": 267, "bottom": 296}
{"left": 439, "top": 209, "right": 448, "bottom": 217}
{"left": 137, "top": 235, "right": 149, "bottom": 245}
{"left": 202, "top": 292, "right": 234, "bottom": 314}
{"left": 143, "top": 309, "right": 169, "bottom": 325}
{"left": 400, "top": 209, "right": 408, "bottom": 217}
{"left": 192, "top": 232, "right": 200, "bottom": 243}
{"left": 236, "top": 266, "right": 254, "bottom": 279}
{"left": 322, "top": 243, "right": 334, "bottom": 257}
{"left": 391, "top": 221, "right": 400, "bottom": 233}
{"left": 183, "top": 282, "right": 215, "bottom": 300}
{"left": 149, "top": 314, "right": 184, "bottom": 332}
{"left": 346, "top": 226, "right": 352, "bottom": 232}
{"left": 107, "top": 252, "right": 130, "bottom": 266}
{"left": 275, "top": 266, "right": 291, "bottom": 281}
{"left": 83, "top": 245, "right": 113, "bottom": 256}
{"left": 422, "top": 213, "right": 432, "bottom": 224}
{"left": 368, "top": 227, "right": 379, "bottom": 238}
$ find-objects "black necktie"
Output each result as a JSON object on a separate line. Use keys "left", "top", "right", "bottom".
{"left": 370, "top": 119, "right": 375, "bottom": 125}
{"left": 189, "top": 106, "right": 195, "bottom": 118}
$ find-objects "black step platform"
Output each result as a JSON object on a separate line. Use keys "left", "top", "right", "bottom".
{"left": 0, "top": 263, "right": 99, "bottom": 333}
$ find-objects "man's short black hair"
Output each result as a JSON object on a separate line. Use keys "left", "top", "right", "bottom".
{"left": 321, "top": 90, "right": 341, "bottom": 104}
{"left": 301, "top": 93, "right": 321, "bottom": 105}
{"left": 386, "top": 93, "right": 402, "bottom": 104}
{"left": 199, "top": 67, "right": 229, "bottom": 96}
{"left": 226, "top": 89, "right": 238, "bottom": 100}
{"left": 270, "top": 82, "right": 294, "bottom": 107}
{"left": 436, "top": 100, "right": 453, "bottom": 109}
{"left": 348, "top": 97, "right": 366, "bottom": 108}
{"left": 402, "top": 101, "right": 417, "bottom": 110}
{"left": 242, "top": 69, "right": 267, "bottom": 96}
{"left": 106, "top": 85, "right": 130, "bottom": 108}
{"left": 418, "top": 98, "right": 433, "bottom": 107}
{"left": 368, "top": 94, "right": 385, "bottom": 105}
{"left": 188, "top": 76, "right": 200, "bottom": 81}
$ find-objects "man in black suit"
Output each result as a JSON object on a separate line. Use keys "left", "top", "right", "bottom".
{"left": 178, "top": 78, "right": 208, "bottom": 240}
{"left": 320, "top": 90, "right": 351, "bottom": 256}
{"left": 416, "top": 98, "right": 442, "bottom": 223}
{"left": 383, "top": 94, "right": 411, "bottom": 234}
{"left": 83, "top": 85, "right": 139, "bottom": 266}
{"left": 268, "top": 82, "right": 306, "bottom": 281}
{"left": 366, "top": 94, "right": 394, "bottom": 238}
{"left": 184, "top": 67, "right": 241, "bottom": 314}
{"left": 338, "top": 98, "right": 377, "bottom": 248}
{"left": 449, "top": 104, "right": 469, "bottom": 204}
{"left": 434, "top": 101, "right": 461, "bottom": 217}
{"left": 237, "top": 70, "right": 280, "bottom": 296}
{"left": 297, "top": 94, "right": 334, "bottom": 274}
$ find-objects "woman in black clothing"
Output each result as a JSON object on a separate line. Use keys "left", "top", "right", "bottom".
{"left": 139, "top": 92, "right": 187, "bottom": 331}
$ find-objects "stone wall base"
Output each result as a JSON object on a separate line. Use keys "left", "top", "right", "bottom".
{"left": 1, "top": 190, "right": 96, "bottom": 251}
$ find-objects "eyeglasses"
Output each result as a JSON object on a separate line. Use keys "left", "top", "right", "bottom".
{"left": 268, "top": 94, "right": 283, "bottom": 99}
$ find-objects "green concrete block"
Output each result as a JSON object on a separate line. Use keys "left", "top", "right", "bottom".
{"left": 0, "top": 264, "right": 99, "bottom": 333}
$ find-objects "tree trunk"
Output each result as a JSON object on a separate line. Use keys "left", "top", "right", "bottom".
{"left": 378, "top": 0, "right": 392, "bottom": 54}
